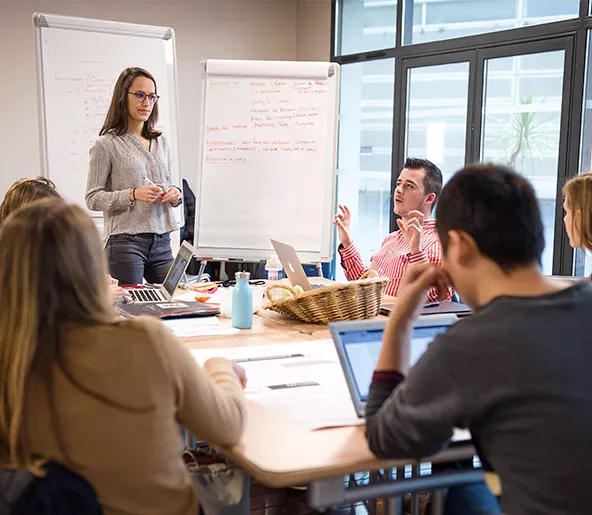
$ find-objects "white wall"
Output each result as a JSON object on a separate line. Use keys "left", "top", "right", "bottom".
{"left": 296, "top": 0, "right": 331, "bottom": 61}
{"left": 0, "top": 0, "right": 307, "bottom": 197}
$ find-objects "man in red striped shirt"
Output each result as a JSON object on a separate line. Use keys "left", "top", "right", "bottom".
{"left": 334, "top": 157, "right": 453, "bottom": 302}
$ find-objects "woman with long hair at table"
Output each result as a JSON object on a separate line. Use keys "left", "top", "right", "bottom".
{"left": 563, "top": 172, "right": 592, "bottom": 262}
{"left": 0, "top": 176, "right": 128, "bottom": 298}
{"left": 0, "top": 198, "right": 246, "bottom": 515}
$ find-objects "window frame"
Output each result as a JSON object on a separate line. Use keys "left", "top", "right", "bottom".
{"left": 332, "top": 0, "right": 591, "bottom": 275}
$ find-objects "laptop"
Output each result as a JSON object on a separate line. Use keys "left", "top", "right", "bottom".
{"left": 116, "top": 241, "right": 219, "bottom": 319}
{"left": 123, "top": 240, "right": 194, "bottom": 303}
{"left": 329, "top": 314, "right": 471, "bottom": 442}
{"left": 270, "top": 239, "right": 325, "bottom": 291}
{"left": 381, "top": 300, "right": 472, "bottom": 317}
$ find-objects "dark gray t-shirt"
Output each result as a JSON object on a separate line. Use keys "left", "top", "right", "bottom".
{"left": 366, "top": 282, "right": 592, "bottom": 515}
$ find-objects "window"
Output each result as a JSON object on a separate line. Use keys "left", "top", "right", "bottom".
{"left": 404, "top": 61, "right": 470, "bottom": 184}
{"left": 480, "top": 51, "right": 566, "bottom": 274}
{"left": 403, "top": 0, "right": 579, "bottom": 46}
{"left": 334, "top": 0, "right": 584, "bottom": 276}
{"left": 336, "top": 59, "right": 396, "bottom": 279}
{"left": 336, "top": 0, "right": 398, "bottom": 55}
{"left": 575, "top": 31, "right": 592, "bottom": 276}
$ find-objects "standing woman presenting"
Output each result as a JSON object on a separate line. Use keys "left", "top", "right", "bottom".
{"left": 86, "top": 67, "right": 182, "bottom": 285}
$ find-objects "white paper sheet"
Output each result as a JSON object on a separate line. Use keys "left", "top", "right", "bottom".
{"left": 163, "top": 317, "right": 239, "bottom": 338}
{"left": 191, "top": 340, "right": 362, "bottom": 430}
{"left": 192, "top": 339, "right": 472, "bottom": 442}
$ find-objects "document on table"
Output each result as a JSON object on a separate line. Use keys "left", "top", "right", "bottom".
{"left": 192, "top": 340, "right": 362, "bottom": 430}
{"left": 163, "top": 317, "right": 239, "bottom": 338}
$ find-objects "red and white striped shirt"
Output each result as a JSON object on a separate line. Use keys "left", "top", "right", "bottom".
{"left": 339, "top": 219, "right": 453, "bottom": 303}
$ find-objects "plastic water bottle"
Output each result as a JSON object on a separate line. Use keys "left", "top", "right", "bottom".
{"left": 232, "top": 271, "right": 253, "bottom": 329}
{"left": 265, "top": 255, "right": 283, "bottom": 281}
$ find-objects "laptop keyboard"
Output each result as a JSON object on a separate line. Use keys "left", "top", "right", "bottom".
{"left": 128, "top": 288, "right": 165, "bottom": 303}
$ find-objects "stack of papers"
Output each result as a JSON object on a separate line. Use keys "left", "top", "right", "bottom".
{"left": 192, "top": 340, "right": 362, "bottom": 430}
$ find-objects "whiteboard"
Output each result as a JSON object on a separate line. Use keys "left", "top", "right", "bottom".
{"left": 33, "top": 13, "right": 182, "bottom": 223}
{"left": 194, "top": 59, "right": 340, "bottom": 263}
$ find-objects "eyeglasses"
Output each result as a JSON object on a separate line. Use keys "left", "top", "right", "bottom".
{"left": 128, "top": 91, "right": 160, "bottom": 104}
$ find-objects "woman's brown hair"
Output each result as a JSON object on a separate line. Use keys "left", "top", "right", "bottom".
{"left": 563, "top": 172, "right": 592, "bottom": 252}
{"left": 0, "top": 199, "right": 118, "bottom": 474}
{"left": 0, "top": 177, "right": 60, "bottom": 227}
{"left": 99, "top": 67, "right": 162, "bottom": 139}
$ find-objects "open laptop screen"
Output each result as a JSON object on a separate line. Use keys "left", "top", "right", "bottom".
{"left": 162, "top": 241, "right": 194, "bottom": 296}
{"left": 338, "top": 323, "right": 452, "bottom": 403}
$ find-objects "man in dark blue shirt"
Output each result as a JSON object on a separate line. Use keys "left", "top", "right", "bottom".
{"left": 366, "top": 164, "right": 592, "bottom": 515}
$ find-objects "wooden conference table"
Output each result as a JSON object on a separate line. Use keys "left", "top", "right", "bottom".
{"left": 179, "top": 281, "right": 480, "bottom": 515}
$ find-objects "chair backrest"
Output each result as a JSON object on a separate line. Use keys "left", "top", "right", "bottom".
{"left": 0, "top": 461, "right": 102, "bottom": 515}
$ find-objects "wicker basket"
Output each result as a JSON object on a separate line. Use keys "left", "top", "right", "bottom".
{"left": 262, "top": 271, "right": 389, "bottom": 324}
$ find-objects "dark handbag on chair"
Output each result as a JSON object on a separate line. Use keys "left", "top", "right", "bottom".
{"left": 0, "top": 461, "right": 102, "bottom": 515}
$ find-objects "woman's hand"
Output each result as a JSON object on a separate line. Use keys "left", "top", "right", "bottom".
{"left": 106, "top": 274, "right": 131, "bottom": 298}
{"left": 133, "top": 185, "right": 163, "bottom": 203}
{"left": 232, "top": 363, "right": 248, "bottom": 390}
{"left": 161, "top": 187, "right": 181, "bottom": 204}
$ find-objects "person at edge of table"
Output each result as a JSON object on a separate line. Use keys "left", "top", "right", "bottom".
{"left": 334, "top": 157, "right": 453, "bottom": 302}
{"left": 563, "top": 171, "right": 592, "bottom": 279}
{"left": 0, "top": 197, "right": 247, "bottom": 515}
{"left": 0, "top": 176, "right": 128, "bottom": 299}
{"left": 366, "top": 163, "right": 592, "bottom": 515}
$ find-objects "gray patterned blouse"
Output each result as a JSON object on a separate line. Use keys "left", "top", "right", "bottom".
{"left": 85, "top": 133, "right": 179, "bottom": 240}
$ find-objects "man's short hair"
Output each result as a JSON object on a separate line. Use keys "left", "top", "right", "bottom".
{"left": 404, "top": 157, "right": 443, "bottom": 206}
{"left": 436, "top": 163, "right": 544, "bottom": 272}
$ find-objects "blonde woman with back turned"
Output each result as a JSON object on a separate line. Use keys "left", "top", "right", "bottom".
{"left": 0, "top": 177, "right": 129, "bottom": 299}
{"left": 0, "top": 176, "right": 60, "bottom": 226}
{"left": 0, "top": 198, "right": 246, "bottom": 515}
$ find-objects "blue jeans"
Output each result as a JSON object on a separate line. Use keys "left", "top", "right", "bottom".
{"left": 107, "top": 232, "right": 173, "bottom": 285}
{"left": 445, "top": 483, "right": 501, "bottom": 515}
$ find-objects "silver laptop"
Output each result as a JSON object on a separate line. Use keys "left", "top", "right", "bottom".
{"left": 125, "top": 240, "right": 194, "bottom": 304}
{"left": 329, "top": 314, "right": 457, "bottom": 416}
{"left": 329, "top": 314, "right": 470, "bottom": 442}
{"left": 270, "top": 239, "right": 324, "bottom": 291}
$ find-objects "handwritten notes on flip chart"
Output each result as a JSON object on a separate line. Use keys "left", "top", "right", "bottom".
{"left": 197, "top": 76, "right": 332, "bottom": 253}
{"left": 50, "top": 71, "right": 115, "bottom": 169}
{"left": 204, "top": 79, "right": 326, "bottom": 165}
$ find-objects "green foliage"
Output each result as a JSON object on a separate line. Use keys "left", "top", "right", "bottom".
{"left": 487, "top": 93, "right": 558, "bottom": 174}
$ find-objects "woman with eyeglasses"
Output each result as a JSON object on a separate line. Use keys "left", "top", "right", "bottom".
{"left": 86, "top": 67, "right": 182, "bottom": 285}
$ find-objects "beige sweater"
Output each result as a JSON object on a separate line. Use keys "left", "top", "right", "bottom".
{"left": 25, "top": 316, "right": 245, "bottom": 515}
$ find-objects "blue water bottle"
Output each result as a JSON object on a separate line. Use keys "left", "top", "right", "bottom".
{"left": 232, "top": 271, "right": 253, "bottom": 329}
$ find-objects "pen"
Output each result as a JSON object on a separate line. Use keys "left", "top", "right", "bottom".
{"left": 424, "top": 302, "right": 441, "bottom": 308}
{"left": 142, "top": 175, "right": 165, "bottom": 196}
